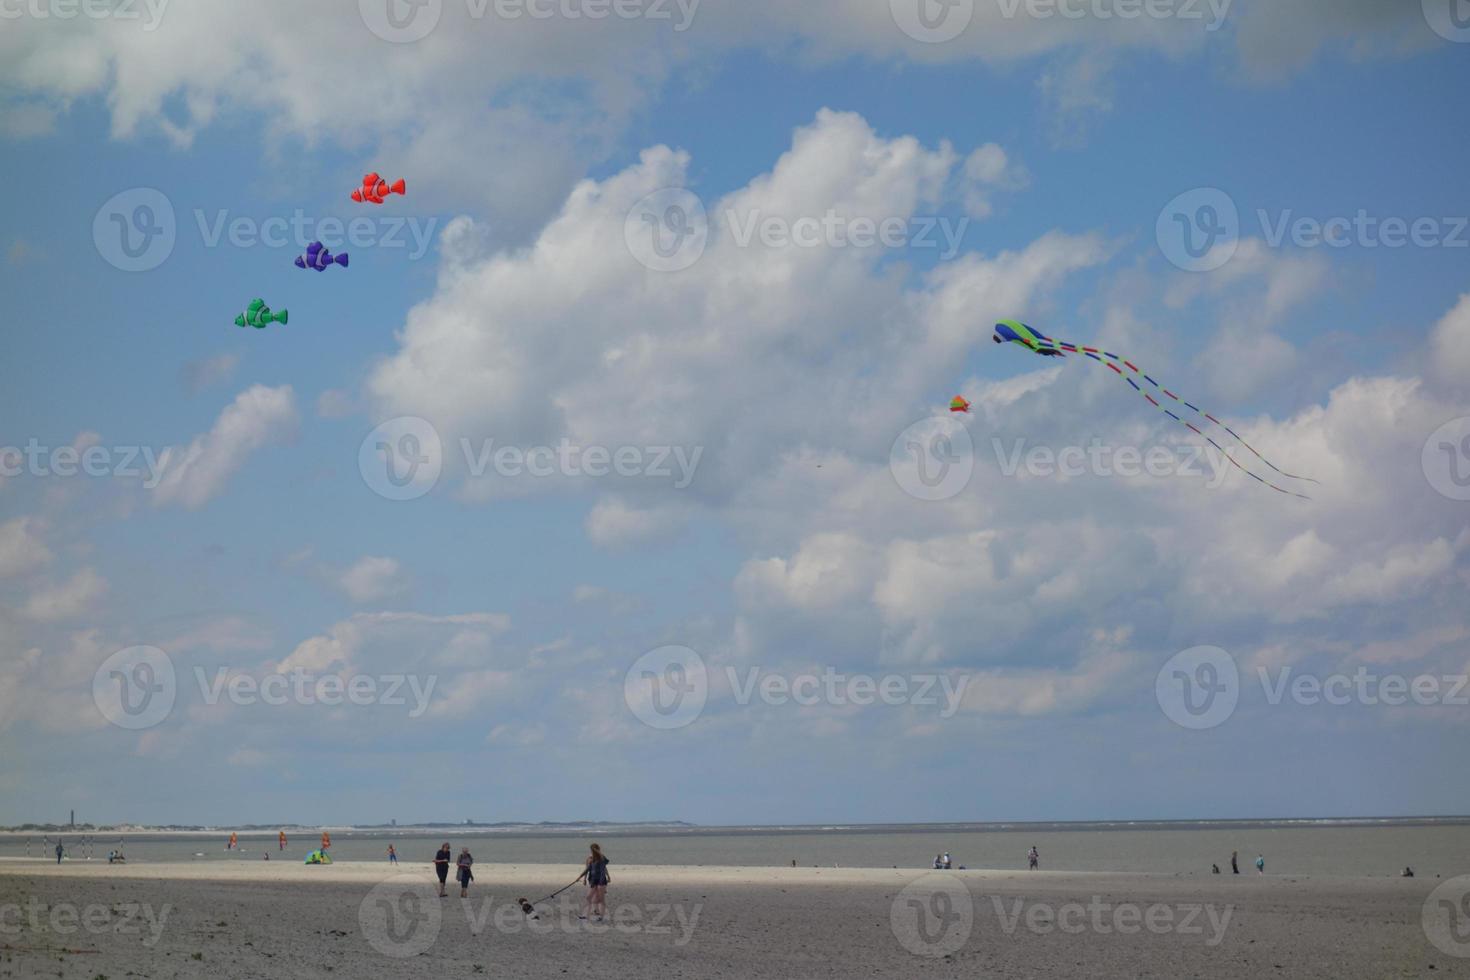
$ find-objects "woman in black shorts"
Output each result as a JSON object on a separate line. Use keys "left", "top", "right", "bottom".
{"left": 434, "top": 843, "right": 451, "bottom": 897}
{"left": 580, "top": 843, "right": 610, "bottom": 921}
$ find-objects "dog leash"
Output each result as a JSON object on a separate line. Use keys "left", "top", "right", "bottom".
{"left": 520, "top": 873, "right": 587, "bottom": 915}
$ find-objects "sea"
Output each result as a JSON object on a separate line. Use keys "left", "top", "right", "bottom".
{"left": 7, "top": 818, "right": 1470, "bottom": 877}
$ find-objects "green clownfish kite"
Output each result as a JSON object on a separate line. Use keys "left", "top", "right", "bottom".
{"left": 236, "top": 298, "right": 288, "bottom": 329}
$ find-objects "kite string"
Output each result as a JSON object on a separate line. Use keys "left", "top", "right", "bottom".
{"left": 1038, "top": 337, "right": 1314, "bottom": 500}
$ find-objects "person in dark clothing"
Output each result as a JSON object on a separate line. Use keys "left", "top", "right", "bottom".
{"left": 456, "top": 848, "right": 474, "bottom": 898}
{"left": 433, "top": 843, "right": 452, "bottom": 897}
{"left": 1231, "top": 850, "right": 1239, "bottom": 875}
{"left": 55, "top": 842, "right": 64, "bottom": 864}
{"left": 580, "top": 843, "right": 611, "bottom": 922}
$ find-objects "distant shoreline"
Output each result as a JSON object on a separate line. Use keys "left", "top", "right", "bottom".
{"left": 6, "top": 815, "right": 1470, "bottom": 837}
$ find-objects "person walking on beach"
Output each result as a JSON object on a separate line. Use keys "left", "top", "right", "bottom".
{"left": 433, "top": 842, "right": 452, "bottom": 897}
{"left": 1028, "top": 846, "right": 1039, "bottom": 870}
{"left": 456, "top": 847, "right": 475, "bottom": 898}
{"left": 1255, "top": 854, "right": 1265, "bottom": 874}
{"left": 1231, "top": 850, "right": 1239, "bottom": 875}
{"left": 55, "top": 841, "right": 64, "bottom": 864}
{"left": 388, "top": 844, "right": 398, "bottom": 865}
{"left": 580, "top": 843, "right": 611, "bottom": 922}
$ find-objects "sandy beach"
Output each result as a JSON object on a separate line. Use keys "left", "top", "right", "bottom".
{"left": 1, "top": 859, "right": 1461, "bottom": 979}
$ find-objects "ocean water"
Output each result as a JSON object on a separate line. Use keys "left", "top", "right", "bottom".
{"left": 9, "top": 821, "right": 1469, "bottom": 878}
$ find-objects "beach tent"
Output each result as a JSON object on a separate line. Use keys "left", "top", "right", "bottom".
{"left": 304, "top": 849, "right": 333, "bottom": 865}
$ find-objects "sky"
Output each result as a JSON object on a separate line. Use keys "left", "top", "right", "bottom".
{"left": 1, "top": 0, "right": 1468, "bottom": 828}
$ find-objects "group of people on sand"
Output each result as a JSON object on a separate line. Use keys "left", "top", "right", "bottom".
{"left": 431, "top": 842, "right": 612, "bottom": 920}
{"left": 1212, "top": 850, "right": 1266, "bottom": 875}
{"left": 930, "top": 847, "right": 1039, "bottom": 870}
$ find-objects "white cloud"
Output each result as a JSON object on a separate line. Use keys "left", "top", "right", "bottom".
{"left": 728, "top": 260, "right": 1470, "bottom": 686}
{"left": 0, "top": 517, "right": 52, "bottom": 578}
{"left": 152, "top": 385, "right": 298, "bottom": 509}
{"left": 737, "top": 533, "right": 882, "bottom": 612}
{"left": 956, "top": 648, "right": 1139, "bottom": 718}
{"left": 0, "top": 628, "right": 116, "bottom": 735}
{"left": 368, "top": 110, "right": 1109, "bottom": 521}
{"left": 22, "top": 567, "right": 108, "bottom": 622}
{"left": 0, "top": 2, "right": 1435, "bottom": 226}
{"left": 334, "top": 556, "right": 410, "bottom": 604}
{"left": 1038, "top": 51, "right": 1117, "bottom": 147}
{"left": 180, "top": 353, "right": 240, "bottom": 395}
{"left": 1429, "top": 293, "right": 1470, "bottom": 392}
{"left": 585, "top": 498, "right": 685, "bottom": 548}
{"left": 960, "top": 143, "right": 1029, "bottom": 219}
{"left": 275, "top": 611, "right": 510, "bottom": 676}
{"left": 1229, "top": 0, "right": 1436, "bottom": 80}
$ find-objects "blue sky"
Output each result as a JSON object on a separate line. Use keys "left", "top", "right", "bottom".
{"left": 1, "top": 1, "right": 1468, "bottom": 827}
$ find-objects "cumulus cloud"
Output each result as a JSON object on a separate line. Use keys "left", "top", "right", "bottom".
{"left": 1038, "top": 51, "right": 1118, "bottom": 147}
{"left": 0, "top": 517, "right": 52, "bottom": 578}
{"left": 0, "top": 628, "right": 116, "bottom": 735}
{"left": 151, "top": 385, "right": 298, "bottom": 509}
{"left": 334, "top": 556, "right": 411, "bottom": 604}
{"left": 0, "top": 1, "right": 1436, "bottom": 225}
{"left": 585, "top": 498, "right": 687, "bottom": 548}
{"left": 275, "top": 611, "right": 511, "bottom": 676}
{"left": 22, "top": 567, "right": 108, "bottom": 622}
{"left": 959, "top": 143, "right": 1030, "bottom": 219}
{"left": 1229, "top": 0, "right": 1437, "bottom": 80}
{"left": 728, "top": 258, "right": 1470, "bottom": 692}
{"left": 180, "top": 353, "right": 240, "bottom": 395}
{"left": 1429, "top": 292, "right": 1470, "bottom": 391}
{"left": 368, "top": 110, "right": 1110, "bottom": 520}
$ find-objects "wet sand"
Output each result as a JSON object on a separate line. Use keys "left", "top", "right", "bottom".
{"left": 0, "top": 860, "right": 1461, "bottom": 978}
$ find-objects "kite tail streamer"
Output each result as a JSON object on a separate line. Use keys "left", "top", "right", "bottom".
{"left": 1036, "top": 337, "right": 1316, "bottom": 499}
